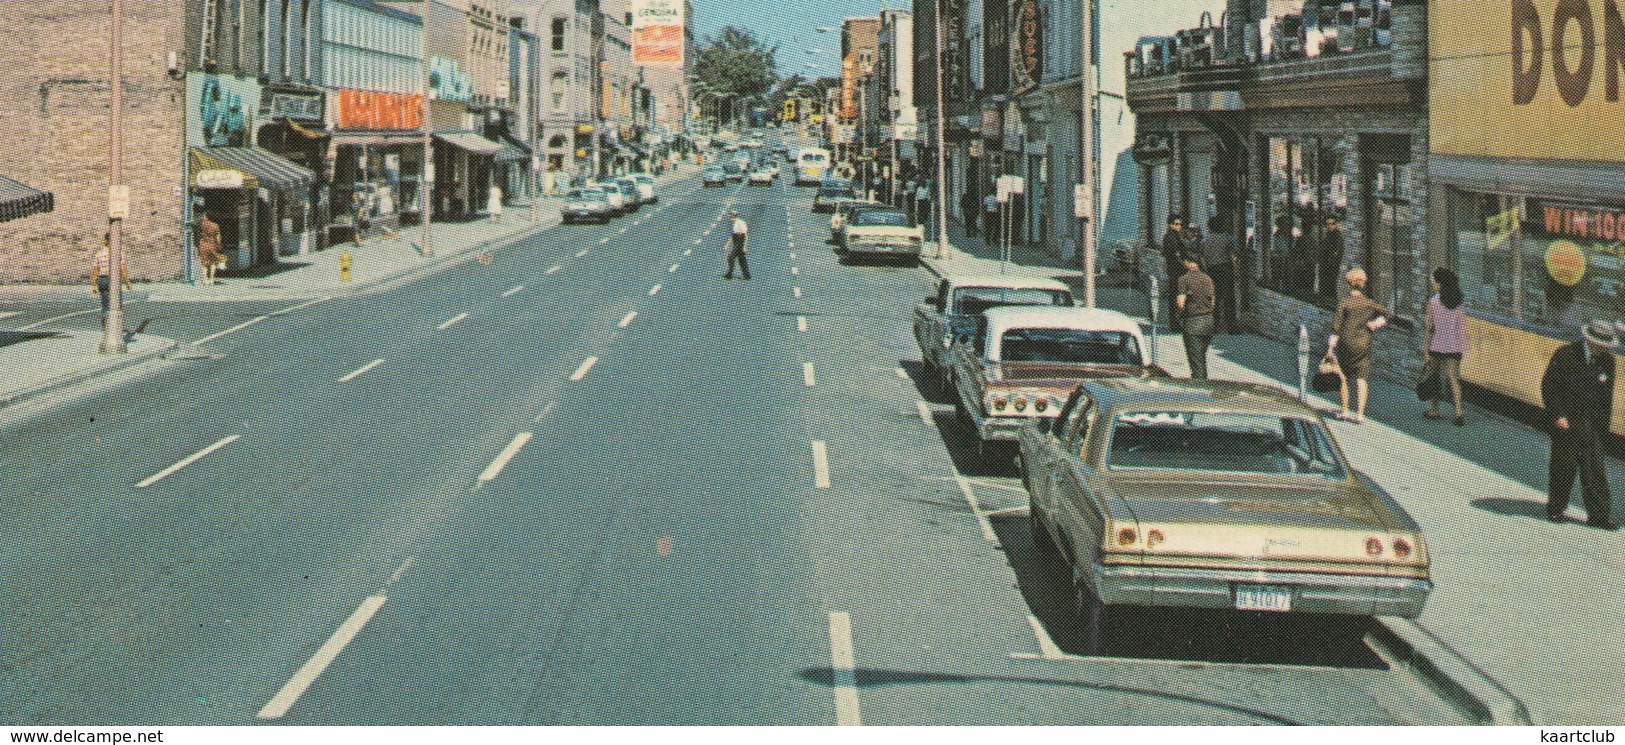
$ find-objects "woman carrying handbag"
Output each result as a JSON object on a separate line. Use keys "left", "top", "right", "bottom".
{"left": 1422, "top": 268, "right": 1469, "bottom": 425}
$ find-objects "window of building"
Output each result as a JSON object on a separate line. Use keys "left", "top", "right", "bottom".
{"left": 552, "top": 72, "right": 569, "bottom": 112}
{"left": 552, "top": 17, "right": 568, "bottom": 51}
{"left": 301, "top": 0, "right": 312, "bottom": 82}
{"left": 1260, "top": 134, "right": 1350, "bottom": 307}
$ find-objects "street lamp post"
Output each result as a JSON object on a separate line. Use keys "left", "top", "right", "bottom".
{"left": 1077, "top": 0, "right": 1098, "bottom": 306}
{"left": 933, "top": 0, "right": 950, "bottom": 258}
{"left": 102, "top": 0, "right": 126, "bottom": 354}
{"left": 420, "top": 0, "right": 435, "bottom": 257}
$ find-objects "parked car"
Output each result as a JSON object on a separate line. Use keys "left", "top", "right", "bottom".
{"left": 591, "top": 182, "right": 626, "bottom": 213}
{"left": 812, "top": 179, "right": 858, "bottom": 213}
{"left": 915, "top": 274, "right": 1076, "bottom": 394}
{"left": 723, "top": 161, "right": 746, "bottom": 182}
{"left": 561, "top": 187, "right": 615, "bottom": 224}
{"left": 748, "top": 167, "right": 775, "bottom": 185}
{"left": 613, "top": 177, "right": 644, "bottom": 210}
{"left": 949, "top": 305, "right": 1166, "bottom": 447}
{"left": 838, "top": 207, "right": 925, "bottom": 263}
{"left": 1019, "top": 377, "right": 1433, "bottom": 653}
{"left": 627, "top": 173, "right": 658, "bottom": 203}
{"left": 703, "top": 167, "right": 727, "bottom": 187}
{"left": 829, "top": 201, "right": 884, "bottom": 243}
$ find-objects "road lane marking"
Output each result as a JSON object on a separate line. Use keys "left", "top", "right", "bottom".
{"left": 791, "top": 267, "right": 800, "bottom": 275}
{"left": 257, "top": 595, "right": 387, "bottom": 719}
{"left": 789, "top": 253, "right": 797, "bottom": 260}
{"left": 618, "top": 227, "right": 628, "bottom": 234}
{"left": 0, "top": 311, "right": 20, "bottom": 321}
{"left": 387, "top": 557, "right": 414, "bottom": 587}
{"left": 599, "top": 237, "right": 610, "bottom": 244}
{"left": 797, "top": 316, "right": 808, "bottom": 332}
{"left": 338, "top": 359, "right": 385, "bottom": 382}
{"left": 916, "top": 400, "right": 933, "bottom": 426}
{"left": 479, "top": 432, "right": 534, "bottom": 482}
{"left": 136, "top": 435, "right": 241, "bottom": 488}
{"left": 501, "top": 285, "right": 524, "bottom": 297}
{"left": 955, "top": 475, "right": 998, "bottom": 542}
{"left": 669, "top": 264, "right": 680, "bottom": 273}
{"left": 828, "top": 612, "right": 862, "bottom": 726}
{"left": 803, "top": 362, "right": 816, "bottom": 387}
{"left": 193, "top": 296, "right": 329, "bottom": 345}
{"left": 648, "top": 285, "right": 661, "bottom": 296}
{"left": 1027, "top": 614, "right": 1070, "bottom": 660}
{"left": 683, "top": 248, "right": 692, "bottom": 256}
{"left": 546, "top": 265, "right": 561, "bottom": 274}
{"left": 694, "top": 238, "right": 703, "bottom": 244}
{"left": 895, "top": 367, "right": 909, "bottom": 379}
{"left": 569, "top": 357, "right": 599, "bottom": 381}
{"left": 618, "top": 311, "right": 637, "bottom": 328}
{"left": 811, "top": 440, "right": 830, "bottom": 488}
{"left": 703, "top": 229, "right": 712, "bottom": 236}
{"left": 788, "top": 242, "right": 795, "bottom": 249}
{"left": 793, "top": 287, "right": 802, "bottom": 298}
{"left": 436, "top": 313, "right": 469, "bottom": 330}
{"left": 16, "top": 309, "right": 96, "bottom": 331}
{"left": 536, "top": 402, "right": 558, "bottom": 422}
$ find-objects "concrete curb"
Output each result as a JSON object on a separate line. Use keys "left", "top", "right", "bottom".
{"left": 0, "top": 337, "right": 178, "bottom": 410}
{"left": 1371, "top": 618, "right": 1532, "bottom": 725}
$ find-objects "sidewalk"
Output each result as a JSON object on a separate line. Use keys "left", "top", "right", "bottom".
{"left": 0, "top": 329, "right": 177, "bottom": 408}
{"left": 925, "top": 223, "right": 1623, "bottom": 725}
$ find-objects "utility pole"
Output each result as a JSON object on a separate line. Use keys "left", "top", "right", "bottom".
{"left": 420, "top": 0, "right": 435, "bottom": 257}
{"left": 102, "top": 0, "right": 127, "bottom": 354}
{"left": 1077, "top": 0, "right": 1098, "bottom": 307}
{"left": 933, "top": 0, "right": 950, "bottom": 258}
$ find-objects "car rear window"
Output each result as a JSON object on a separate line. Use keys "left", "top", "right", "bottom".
{"left": 852, "top": 210, "right": 910, "bottom": 226}
{"left": 999, "top": 328, "right": 1141, "bottom": 365}
{"left": 1106, "top": 411, "right": 1346, "bottom": 478}
{"left": 954, "top": 288, "right": 1072, "bottom": 314}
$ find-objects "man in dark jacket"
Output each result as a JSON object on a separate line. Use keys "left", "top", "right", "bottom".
{"left": 959, "top": 189, "right": 979, "bottom": 237}
{"left": 1541, "top": 320, "right": 1620, "bottom": 530}
{"left": 1200, "top": 215, "right": 1239, "bottom": 334}
{"left": 1161, "top": 214, "right": 1190, "bottom": 331}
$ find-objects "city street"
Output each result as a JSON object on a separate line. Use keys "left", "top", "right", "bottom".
{"left": 1, "top": 160, "right": 1470, "bottom": 726}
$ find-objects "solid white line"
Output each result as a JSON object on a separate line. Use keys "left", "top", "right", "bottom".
{"left": 501, "top": 285, "right": 524, "bottom": 297}
{"left": 578, "top": 249, "right": 590, "bottom": 257}
{"left": 811, "top": 440, "right": 830, "bottom": 488}
{"left": 791, "top": 267, "right": 800, "bottom": 275}
{"left": 683, "top": 248, "right": 692, "bottom": 256}
{"left": 793, "top": 287, "right": 802, "bottom": 298}
{"left": 478, "top": 432, "right": 533, "bottom": 482}
{"left": 569, "top": 357, "right": 599, "bottom": 381}
{"left": 828, "top": 612, "right": 862, "bottom": 726}
{"left": 955, "top": 475, "right": 999, "bottom": 542}
{"left": 1028, "top": 614, "right": 1068, "bottom": 660}
{"left": 193, "top": 296, "right": 329, "bottom": 345}
{"left": 0, "top": 311, "right": 20, "bottom": 321}
{"left": 16, "top": 309, "right": 95, "bottom": 331}
{"left": 546, "top": 265, "right": 561, "bottom": 274}
{"left": 895, "top": 367, "right": 909, "bottom": 379}
{"left": 803, "top": 362, "right": 816, "bottom": 387}
{"left": 257, "top": 595, "right": 387, "bottom": 719}
{"left": 648, "top": 285, "right": 661, "bottom": 296}
{"left": 916, "top": 400, "right": 933, "bottom": 426}
{"left": 618, "top": 311, "right": 637, "bottom": 328}
{"left": 535, "top": 401, "right": 558, "bottom": 422}
{"left": 338, "top": 358, "right": 385, "bottom": 382}
{"left": 669, "top": 264, "right": 680, "bottom": 273}
{"left": 436, "top": 313, "right": 469, "bottom": 330}
{"left": 797, "top": 316, "right": 808, "bottom": 332}
{"left": 136, "top": 435, "right": 240, "bottom": 488}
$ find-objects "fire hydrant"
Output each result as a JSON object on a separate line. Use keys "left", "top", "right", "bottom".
{"left": 340, "top": 252, "right": 352, "bottom": 283}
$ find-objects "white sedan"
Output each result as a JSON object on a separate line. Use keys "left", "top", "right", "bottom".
{"left": 748, "top": 168, "right": 775, "bottom": 185}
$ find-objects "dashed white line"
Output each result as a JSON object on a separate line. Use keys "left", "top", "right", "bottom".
{"left": 193, "top": 296, "right": 330, "bottom": 345}
{"left": 791, "top": 267, "right": 800, "bottom": 275}
{"left": 803, "top": 362, "right": 817, "bottom": 387}
{"left": 648, "top": 285, "right": 662, "bottom": 296}
{"left": 789, "top": 253, "right": 797, "bottom": 260}
{"left": 338, "top": 358, "right": 385, "bottom": 382}
{"left": 797, "top": 316, "right": 808, "bottom": 332}
{"left": 793, "top": 287, "right": 802, "bottom": 298}
{"left": 916, "top": 400, "right": 933, "bottom": 426}
{"left": 955, "top": 475, "right": 999, "bottom": 542}
{"left": 535, "top": 401, "right": 558, "bottom": 422}
{"left": 811, "top": 440, "right": 831, "bottom": 489}
{"left": 618, "top": 311, "right": 637, "bottom": 328}
{"left": 257, "top": 595, "right": 387, "bottom": 719}
{"left": 546, "top": 265, "right": 561, "bottom": 274}
{"left": 135, "top": 435, "right": 240, "bottom": 488}
{"left": 386, "top": 557, "right": 414, "bottom": 587}
{"left": 0, "top": 311, "right": 20, "bottom": 321}
{"left": 683, "top": 248, "right": 692, "bottom": 256}
{"left": 436, "top": 313, "right": 469, "bottom": 330}
{"left": 618, "top": 227, "right": 628, "bottom": 234}
{"left": 788, "top": 242, "right": 796, "bottom": 249}
{"left": 569, "top": 356, "right": 599, "bottom": 381}
{"left": 703, "top": 229, "right": 712, "bottom": 236}
{"left": 828, "top": 612, "right": 862, "bottom": 726}
{"left": 479, "top": 432, "right": 534, "bottom": 482}
{"left": 501, "top": 285, "right": 524, "bottom": 297}
{"left": 669, "top": 264, "right": 680, "bottom": 273}
{"left": 694, "top": 238, "right": 703, "bottom": 244}
{"left": 577, "top": 249, "right": 590, "bottom": 257}
{"left": 598, "top": 237, "right": 610, "bottom": 244}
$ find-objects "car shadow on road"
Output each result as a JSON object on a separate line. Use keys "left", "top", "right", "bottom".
{"left": 896, "top": 359, "right": 955, "bottom": 406}
{"left": 988, "top": 510, "right": 1388, "bottom": 670}
{"left": 930, "top": 410, "right": 1020, "bottom": 479}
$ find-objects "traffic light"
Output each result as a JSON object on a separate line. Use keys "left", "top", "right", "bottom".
{"left": 782, "top": 99, "right": 798, "bottom": 122}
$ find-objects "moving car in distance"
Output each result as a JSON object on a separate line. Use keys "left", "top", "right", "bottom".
{"left": 591, "top": 182, "right": 626, "bottom": 214}
{"left": 796, "top": 147, "right": 832, "bottom": 185}
{"left": 915, "top": 274, "right": 1076, "bottom": 393}
{"left": 748, "top": 166, "right": 775, "bottom": 185}
{"left": 561, "top": 186, "right": 615, "bottom": 224}
{"left": 612, "top": 177, "right": 643, "bottom": 211}
{"left": 812, "top": 178, "right": 858, "bottom": 213}
{"left": 949, "top": 306, "right": 1165, "bottom": 447}
{"left": 702, "top": 167, "right": 727, "bottom": 187}
{"left": 1019, "top": 377, "right": 1432, "bottom": 653}
{"left": 838, "top": 208, "right": 923, "bottom": 263}
{"left": 627, "top": 173, "right": 657, "bottom": 203}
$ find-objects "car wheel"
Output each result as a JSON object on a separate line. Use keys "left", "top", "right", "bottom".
{"left": 1075, "top": 579, "right": 1111, "bottom": 656}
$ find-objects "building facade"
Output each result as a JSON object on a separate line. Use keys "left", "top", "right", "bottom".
{"left": 515, "top": 0, "right": 602, "bottom": 187}
{"left": 874, "top": 9, "right": 916, "bottom": 199}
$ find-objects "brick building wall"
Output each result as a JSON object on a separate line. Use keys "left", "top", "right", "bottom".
{"left": 0, "top": 1, "right": 187, "bottom": 284}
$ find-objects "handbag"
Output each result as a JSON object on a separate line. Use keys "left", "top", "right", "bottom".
{"left": 1415, "top": 357, "right": 1442, "bottom": 401}
{"left": 1312, "top": 356, "right": 1344, "bottom": 393}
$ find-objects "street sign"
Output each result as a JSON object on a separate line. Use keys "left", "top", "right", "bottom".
{"left": 107, "top": 185, "right": 130, "bottom": 219}
{"left": 996, "top": 175, "right": 1024, "bottom": 203}
{"left": 1074, "top": 183, "right": 1091, "bottom": 219}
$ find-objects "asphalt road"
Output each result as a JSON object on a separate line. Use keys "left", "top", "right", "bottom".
{"left": 0, "top": 155, "right": 1470, "bottom": 725}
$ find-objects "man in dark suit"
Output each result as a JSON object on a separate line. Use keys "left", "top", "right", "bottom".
{"left": 1160, "top": 214, "right": 1190, "bottom": 331}
{"left": 1541, "top": 319, "right": 1621, "bottom": 530}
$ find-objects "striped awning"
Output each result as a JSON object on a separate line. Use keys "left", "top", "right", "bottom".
{"left": 433, "top": 131, "right": 505, "bottom": 157}
{"left": 0, "top": 174, "right": 52, "bottom": 223}
{"left": 190, "top": 147, "right": 316, "bottom": 190}
{"left": 493, "top": 135, "right": 530, "bottom": 163}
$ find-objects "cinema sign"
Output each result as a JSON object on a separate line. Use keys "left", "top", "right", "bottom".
{"left": 1432, "top": 0, "right": 1625, "bottom": 162}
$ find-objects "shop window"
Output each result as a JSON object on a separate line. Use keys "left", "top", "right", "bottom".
{"left": 1260, "top": 134, "right": 1350, "bottom": 307}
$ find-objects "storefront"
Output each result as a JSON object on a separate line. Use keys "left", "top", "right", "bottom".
{"left": 257, "top": 86, "right": 329, "bottom": 254}
{"left": 330, "top": 89, "right": 427, "bottom": 238}
{"left": 189, "top": 147, "right": 317, "bottom": 269}
{"left": 432, "top": 131, "right": 504, "bottom": 220}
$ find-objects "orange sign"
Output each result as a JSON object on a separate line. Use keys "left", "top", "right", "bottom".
{"left": 334, "top": 90, "right": 424, "bottom": 131}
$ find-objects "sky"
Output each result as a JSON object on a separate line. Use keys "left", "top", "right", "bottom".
{"left": 691, "top": 0, "right": 1227, "bottom": 228}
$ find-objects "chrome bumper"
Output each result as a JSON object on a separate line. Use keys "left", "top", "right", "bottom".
{"left": 974, "top": 412, "right": 1043, "bottom": 441}
{"left": 847, "top": 242, "right": 922, "bottom": 255}
{"left": 1088, "top": 562, "right": 1431, "bottom": 618}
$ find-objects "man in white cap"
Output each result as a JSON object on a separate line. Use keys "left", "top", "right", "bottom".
{"left": 722, "top": 210, "right": 750, "bottom": 280}
{"left": 1541, "top": 319, "right": 1620, "bottom": 530}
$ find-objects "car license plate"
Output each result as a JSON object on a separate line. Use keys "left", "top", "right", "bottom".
{"left": 1235, "top": 584, "right": 1292, "bottom": 612}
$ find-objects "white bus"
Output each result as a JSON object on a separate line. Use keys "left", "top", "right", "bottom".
{"left": 795, "top": 148, "right": 831, "bottom": 186}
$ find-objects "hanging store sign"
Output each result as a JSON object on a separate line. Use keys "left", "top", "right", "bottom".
{"left": 266, "top": 91, "right": 325, "bottom": 122}
{"left": 194, "top": 169, "right": 245, "bottom": 189}
{"left": 334, "top": 90, "right": 425, "bottom": 131}
{"left": 1012, "top": 0, "right": 1043, "bottom": 95}
{"left": 631, "top": 0, "right": 686, "bottom": 66}
{"left": 188, "top": 74, "right": 260, "bottom": 148}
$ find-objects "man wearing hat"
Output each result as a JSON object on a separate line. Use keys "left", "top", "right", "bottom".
{"left": 722, "top": 210, "right": 750, "bottom": 280}
{"left": 1540, "top": 319, "right": 1621, "bottom": 530}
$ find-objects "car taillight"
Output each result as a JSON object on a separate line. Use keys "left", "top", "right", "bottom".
{"left": 1392, "top": 538, "right": 1412, "bottom": 559}
{"left": 1146, "top": 529, "right": 1165, "bottom": 548}
{"left": 1033, "top": 397, "right": 1048, "bottom": 412}
{"left": 992, "top": 396, "right": 1008, "bottom": 411}
{"left": 1117, "top": 527, "right": 1137, "bottom": 546}
{"left": 1365, "top": 537, "right": 1384, "bottom": 556}
{"left": 1012, "top": 395, "right": 1028, "bottom": 412}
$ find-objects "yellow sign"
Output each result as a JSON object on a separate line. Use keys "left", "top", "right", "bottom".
{"left": 1546, "top": 240, "right": 1587, "bottom": 286}
{"left": 1431, "top": 0, "right": 1625, "bottom": 163}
